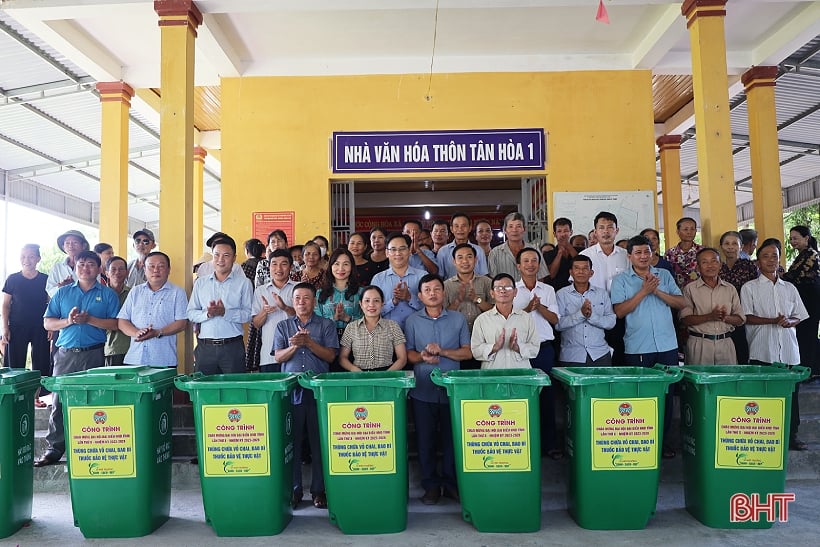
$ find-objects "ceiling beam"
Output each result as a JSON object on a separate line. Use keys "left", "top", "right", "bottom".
{"left": 631, "top": 4, "right": 685, "bottom": 70}
{"left": 197, "top": 13, "right": 243, "bottom": 78}
{"left": 752, "top": 1, "right": 820, "bottom": 66}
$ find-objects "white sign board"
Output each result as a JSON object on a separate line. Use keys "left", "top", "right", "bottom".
{"left": 553, "top": 191, "right": 657, "bottom": 239}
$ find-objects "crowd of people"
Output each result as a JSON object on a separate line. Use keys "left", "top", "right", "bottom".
{"left": 1, "top": 210, "right": 817, "bottom": 509}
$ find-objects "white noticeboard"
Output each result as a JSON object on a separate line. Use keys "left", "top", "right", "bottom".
{"left": 553, "top": 191, "right": 657, "bottom": 238}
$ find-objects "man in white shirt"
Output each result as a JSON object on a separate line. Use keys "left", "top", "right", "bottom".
{"left": 252, "top": 249, "right": 296, "bottom": 372}
{"left": 472, "top": 273, "right": 539, "bottom": 369}
{"left": 741, "top": 238, "right": 808, "bottom": 451}
{"left": 580, "top": 211, "right": 628, "bottom": 363}
{"left": 513, "top": 247, "right": 561, "bottom": 458}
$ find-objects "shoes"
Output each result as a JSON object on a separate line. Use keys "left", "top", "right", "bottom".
{"left": 662, "top": 446, "right": 676, "bottom": 459}
{"left": 789, "top": 438, "right": 808, "bottom": 451}
{"left": 312, "top": 492, "right": 327, "bottom": 509}
{"left": 33, "top": 452, "right": 61, "bottom": 467}
{"left": 442, "top": 486, "right": 460, "bottom": 502}
{"left": 189, "top": 457, "right": 199, "bottom": 464}
{"left": 34, "top": 398, "right": 47, "bottom": 409}
{"left": 291, "top": 489, "right": 303, "bottom": 510}
{"left": 420, "top": 487, "right": 441, "bottom": 505}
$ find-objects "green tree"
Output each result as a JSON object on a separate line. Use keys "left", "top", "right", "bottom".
{"left": 37, "top": 246, "right": 65, "bottom": 275}
{"left": 783, "top": 204, "right": 820, "bottom": 263}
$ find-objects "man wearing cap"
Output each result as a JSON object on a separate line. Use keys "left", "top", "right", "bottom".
{"left": 36, "top": 250, "right": 120, "bottom": 467}
{"left": 126, "top": 229, "right": 156, "bottom": 288}
{"left": 47, "top": 230, "right": 90, "bottom": 297}
{"left": 118, "top": 252, "right": 189, "bottom": 368}
{"left": 187, "top": 236, "right": 253, "bottom": 374}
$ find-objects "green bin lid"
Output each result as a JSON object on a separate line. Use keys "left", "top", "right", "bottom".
{"left": 551, "top": 365, "right": 682, "bottom": 386}
{"left": 0, "top": 368, "right": 42, "bottom": 392}
{"left": 43, "top": 365, "right": 176, "bottom": 392}
{"left": 681, "top": 364, "right": 809, "bottom": 384}
{"left": 430, "top": 368, "right": 550, "bottom": 387}
{"left": 299, "top": 370, "right": 415, "bottom": 389}
{"left": 176, "top": 372, "right": 300, "bottom": 392}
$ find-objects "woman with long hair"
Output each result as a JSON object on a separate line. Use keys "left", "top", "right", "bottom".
{"left": 368, "top": 227, "right": 390, "bottom": 275}
{"left": 784, "top": 225, "right": 820, "bottom": 381}
{"left": 316, "top": 249, "right": 362, "bottom": 372}
{"left": 339, "top": 285, "right": 407, "bottom": 372}
{"left": 718, "top": 230, "right": 759, "bottom": 364}
{"left": 255, "top": 230, "right": 289, "bottom": 288}
{"left": 242, "top": 238, "right": 266, "bottom": 372}
{"left": 348, "top": 231, "right": 377, "bottom": 285}
{"left": 639, "top": 228, "right": 675, "bottom": 277}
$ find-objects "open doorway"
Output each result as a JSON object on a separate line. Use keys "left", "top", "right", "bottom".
{"left": 330, "top": 177, "right": 547, "bottom": 247}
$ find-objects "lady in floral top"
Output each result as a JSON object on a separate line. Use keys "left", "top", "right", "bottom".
{"left": 784, "top": 226, "right": 820, "bottom": 379}
{"left": 292, "top": 241, "right": 324, "bottom": 289}
{"left": 316, "top": 248, "right": 363, "bottom": 341}
{"left": 719, "top": 230, "right": 759, "bottom": 364}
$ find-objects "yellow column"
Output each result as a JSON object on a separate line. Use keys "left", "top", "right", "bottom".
{"left": 193, "top": 146, "right": 207, "bottom": 258}
{"left": 681, "top": 0, "right": 736, "bottom": 246}
{"left": 155, "top": 0, "right": 200, "bottom": 373}
{"left": 657, "top": 135, "right": 683, "bottom": 250}
{"left": 742, "top": 66, "right": 783, "bottom": 244}
{"left": 96, "top": 82, "right": 133, "bottom": 254}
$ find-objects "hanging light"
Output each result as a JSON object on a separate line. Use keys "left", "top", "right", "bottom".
{"left": 424, "top": 210, "right": 431, "bottom": 220}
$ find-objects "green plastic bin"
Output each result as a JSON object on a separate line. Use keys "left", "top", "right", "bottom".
{"left": 175, "top": 372, "right": 299, "bottom": 537}
{"left": 679, "top": 364, "right": 809, "bottom": 529}
{"left": 551, "top": 365, "right": 682, "bottom": 530}
{"left": 299, "top": 371, "right": 415, "bottom": 534}
{"left": 41, "top": 365, "right": 175, "bottom": 538}
{"left": 0, "top": 368, "right": 41, "bottom": 539}
{"left": 430, "top": 368, "right": 551, "bottom": 533}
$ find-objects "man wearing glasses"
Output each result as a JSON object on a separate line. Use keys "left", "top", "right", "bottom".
{"left": 471, "top": 273, "right": 539, "bottom": 369}
{"left": 371, "top": 233, "right": 426, "bottom": 329}
{"left": 126, "top": 229, "right": 156, "bottom": 288}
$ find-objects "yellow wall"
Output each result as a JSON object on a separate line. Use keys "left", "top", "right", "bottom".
{"left": 221, "top": 71, "right": 656, "bottom": 242}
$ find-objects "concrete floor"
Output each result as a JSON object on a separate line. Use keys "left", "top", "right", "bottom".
{"left": 5, "top": 463, "right": 819, "bottom": 547}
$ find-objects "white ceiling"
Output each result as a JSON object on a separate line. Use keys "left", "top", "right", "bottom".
{"left": 0, "top": 0, "right": 818, "bottom": 233}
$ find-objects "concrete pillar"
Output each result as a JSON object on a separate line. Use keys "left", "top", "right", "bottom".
{"left": 657, "top": 134, "right": 683, "bottom": 250}
{"left": 681, "top": 0, "right": 736, "bottom": 246}
{"left": 154, "top": 0, "right": 201, "bottom": 373}
{"left": 96, "top": 81, "right": 134, "bottom": 254}
{"left": 742, "top": 66, "right": 784, "bottom": 244}
{"left": 193, "top": 146, "right": 207, "bottom": 258}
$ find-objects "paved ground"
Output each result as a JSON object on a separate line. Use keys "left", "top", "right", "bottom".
{"left": 5, "top": 460, "right": 819, "bottom": 547}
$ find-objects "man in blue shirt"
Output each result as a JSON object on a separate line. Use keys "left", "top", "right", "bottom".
{"left": 371, "top": 233, "right": 426, "bottom": 329}
{"left": 187, "top": 236, "right": 253, "bottom": 374}
{"left": 436, "top": 213, "right": 489, "bottom": 279}
{"left": 118, "top": 252, "right": 189, "bottom": 368}
{"left": 611, "top": 235, "right": 686, "bottom": 459}
{"left": 405, "top": 274, "right": 472, "bottom": 505}
{"left": 403, "top": 220, "right": 439, "bottom": 274}
{"left": 274, "top": 282, "right": 338, "bottom": 511}
{"left": 36, "top": 250, "right": 120, "bottom": 467}
{"left": 555, "top": 255, "right": 616, "bottom": 365}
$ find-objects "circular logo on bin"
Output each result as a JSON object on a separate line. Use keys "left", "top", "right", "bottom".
{"left": 93, "top": 410, "right": 108, "bottom": 425}
{"left": 354, "top": 407, "right": 368, "bottom": 420}
{"left": 744, "top": 401, "right": 759, "bottom": 416}
{"left": 158, "top": 412, "right": 169, "bottom": 435}
{"left": 20, "top": 414, "right": 29, "bottom": 437}
{"left": 487, "top": 404, "right": 502, "bottom": 418}
{"left": 227, "top": 408, "right": 242, "bottom": 422}
{"left": 618, "top": 402, "right": 632, "bottom": 417}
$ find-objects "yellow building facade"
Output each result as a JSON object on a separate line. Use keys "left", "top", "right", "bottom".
{"left": 220, "top": 70, "right": 657, "bottom": 243}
